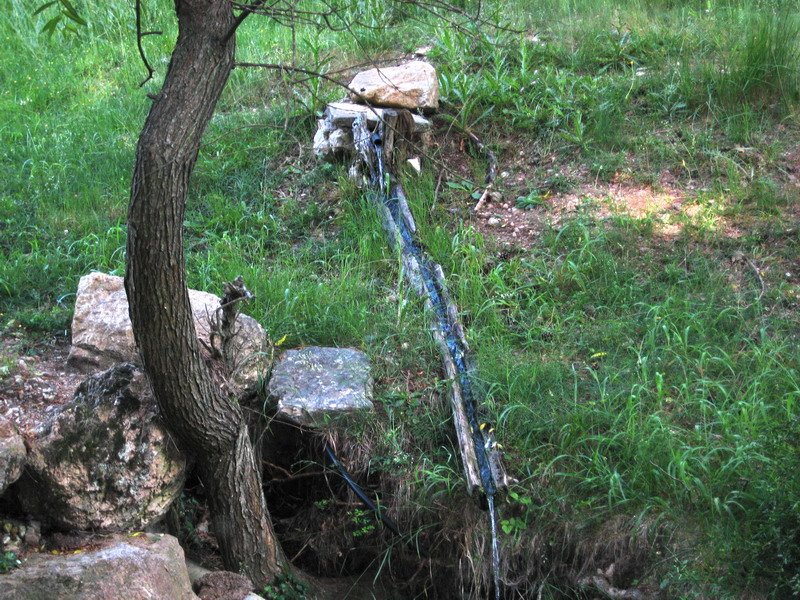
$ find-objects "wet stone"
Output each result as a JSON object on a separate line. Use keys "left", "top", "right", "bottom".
{"left": 269, "top": 347, "right": 374, "bottom": 427}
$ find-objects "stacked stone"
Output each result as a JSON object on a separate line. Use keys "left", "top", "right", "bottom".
{"left": 313, "top": 60, "right": 439, "bottom": 159}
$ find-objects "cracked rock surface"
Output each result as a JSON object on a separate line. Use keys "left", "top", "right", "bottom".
{"left": 14, "top": 363, "right": 186, "bottom": 531}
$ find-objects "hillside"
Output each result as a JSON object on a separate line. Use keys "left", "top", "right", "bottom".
{"left": 1, "top": 1, "right": 799, "bottom": 598}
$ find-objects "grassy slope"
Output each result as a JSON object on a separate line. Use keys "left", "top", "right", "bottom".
{"left": 2, "top": 0, "right": 800, "bottom": 598}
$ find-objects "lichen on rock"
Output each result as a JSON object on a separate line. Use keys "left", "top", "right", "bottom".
{"left": 14, "top": 363, "right": 186, "bottom": 532}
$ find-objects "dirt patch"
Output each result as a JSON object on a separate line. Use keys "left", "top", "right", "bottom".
{"left": 472, "top": 178, "right": 693, "bottom": 247}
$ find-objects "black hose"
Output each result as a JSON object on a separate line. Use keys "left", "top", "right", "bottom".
{"left": 324, "top": 444, "right": 401, "bottom": 536}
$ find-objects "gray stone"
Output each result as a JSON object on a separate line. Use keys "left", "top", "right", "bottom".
{"left": 0, "top": 416, "right": 26, "bottom": 496}
{"left": 312, "top": 118, "right": 333, "bottom": 157}
{"left": 325, "top": 102, "right": 431, "bottom": 131}
{"left": 23, "top": 520, "right": 40, "bottom": 548}
{"left": 328, "top": 127, "right": 353, "bottom": 152}
{"left": 68, "top": 272, "right": 267, "bottom": 390}
{"left": 313, "top": 102, "right": 431, "bottom": 161}
{"left": 15, "top": 364, "right": 186, "bottom": 532}
{"left": 0, "top": 533, "right": 198, "bottom": 600}
{"left": 269, "top": 347, "right": 374, "bottom": 426}
{"left": 348, "top": 61, "right": 439, "bottom": 110}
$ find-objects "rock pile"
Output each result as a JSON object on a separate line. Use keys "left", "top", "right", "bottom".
{"left": 0, "top": 272, "right": 276, "bottom": 598}
{"left": 313, "top": 60, "right": 438, "bottom": 160}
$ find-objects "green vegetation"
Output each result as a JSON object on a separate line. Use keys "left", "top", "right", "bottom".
{"left": 2, "top": 0, "right": 799, "bottom": 598}
{"left": 262, "top": 570, "right": 308, "bottom": 600}
{"left": 0, "top": 551, "right": 20, "bottom": 574}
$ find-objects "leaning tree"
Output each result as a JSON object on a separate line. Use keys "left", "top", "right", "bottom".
{"left": 124, "top": 2, "right": 284, "bottom": 585}
{"left": 37, "top": 0, "right": 493, "bottom": 588}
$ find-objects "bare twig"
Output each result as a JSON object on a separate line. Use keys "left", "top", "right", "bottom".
{"left": 262, "top": 459, "right": 293, "bottom": 479}
{"left": 473, "top": 187, "right": 491, "bottom": 213}
{"left": 746, "top": 257, "right": 766, "bottom": 301}
{"left": 235, "top": 62, "right": 350, "bottom": 93}
{"left": 266, "top": 470, "right": 327, "bottom": 484}
{"left": 733, "top": 251, "right": 767, "bottom": 303}
{"left": 135, "top": 0, "right": 155, "bottom": 87}
{"left": 223, "top": 0, "right": 266, "bottom": 44}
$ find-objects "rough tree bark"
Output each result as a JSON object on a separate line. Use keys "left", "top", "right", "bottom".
{"left": 125, "top": 0, "right": 282, "bottom": 586}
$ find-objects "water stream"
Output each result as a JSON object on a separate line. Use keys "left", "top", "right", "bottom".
{"left": 366, "top": 124, "right": 501, "bottom": 600}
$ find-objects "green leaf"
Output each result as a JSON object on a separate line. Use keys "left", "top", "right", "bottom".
{"left": 41, "top": 14, "right": 62, "bottom": 36}
{"left": 32, "top": 1, "right": 58, "bottom": 16}
{"left": 59, "top": 0, "right": 87, "bottom": 25}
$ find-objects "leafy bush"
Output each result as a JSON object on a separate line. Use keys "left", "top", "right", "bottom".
{"left": 262, "top": 570, "right": 307, "bottom": 600}
{"left": 0, "top": 551, "right": 20, "bottom": 574}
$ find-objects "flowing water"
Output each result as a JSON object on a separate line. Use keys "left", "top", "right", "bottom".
{"left": 368, "top": 123, "right": 502, "bottom": 599}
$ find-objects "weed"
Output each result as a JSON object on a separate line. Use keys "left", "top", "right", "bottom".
{"left": 0, "top": 551, "right": 20, "bottom": 574}
{"left": 719, "top": 8, "right": 800, "bottom": 109}
{"left": 262, "top": 570, "right": 307, "bottom": 600}
{"left": 348, "top": 507, "right": 377, "bottom": 538}
{"left": 515, "top": 191, "right": 544, "bottom": 209}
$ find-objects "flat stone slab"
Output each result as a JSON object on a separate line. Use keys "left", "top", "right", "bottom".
{"left": 313, "top": 102, "right": 431, "bottom": 160}
{"left": 325, "top": 102, "right": 431, "bottom": 131}
{"left": 269, "top": 347, "right": 374, "bottom": 426}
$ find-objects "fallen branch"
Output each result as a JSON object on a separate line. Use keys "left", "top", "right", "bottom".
{"left": 732, "top": 251, "right": 766, "bottom": 302}
{"left": 468, "top": 131, "right": 497, "bottom": 212}
{"left": 746, "top": 257, "right": 766, "bottom": 301}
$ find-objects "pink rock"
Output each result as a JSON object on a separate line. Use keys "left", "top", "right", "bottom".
{"left": 348, "top": 61, "right": 439, "bottom": 111}
{"left": 68, "top": 272, "right": 267, "bottom": 390}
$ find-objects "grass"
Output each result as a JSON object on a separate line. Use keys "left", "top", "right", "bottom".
{"left": 2, "top": 0, "right": 800, "bottom": 598}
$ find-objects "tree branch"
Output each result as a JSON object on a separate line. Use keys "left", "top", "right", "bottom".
{"left": 135, "top": 0, "right": 154, "bottom": 87}
{"left": 223, "top": 0, "right": 266, "bottom": 44}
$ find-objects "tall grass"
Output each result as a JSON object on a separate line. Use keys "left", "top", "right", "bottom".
{"left": 399, "top": 160, "right": 800, "bottom": 594}
{"left": 719, "top": 8, "right": 800, "bottom": 107}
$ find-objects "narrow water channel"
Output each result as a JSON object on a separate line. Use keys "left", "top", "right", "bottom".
{"left": 359, "top": 118, "right": 502, "bottom": 600}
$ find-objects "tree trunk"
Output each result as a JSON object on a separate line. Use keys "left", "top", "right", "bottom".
{"left": 125, "top": 0, "right": 282, "bottom": 586}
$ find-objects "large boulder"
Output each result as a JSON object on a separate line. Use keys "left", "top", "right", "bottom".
{"left": 0, "top": 533, "right": 198, "bottom": 600}
{"left": 348, "top": 61, "right": 439, "bottom": 111}
{"left": 68, "top": 272, "right": 267, "bottom": 389}
{"left": 0, "top": 416, "right": 26, "bottom": 496}
{"left": 15, "top": 363, "right": 186, "bottom": 531}
{"left": 268, "top": 347, "right": 374, "bottom": 426}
